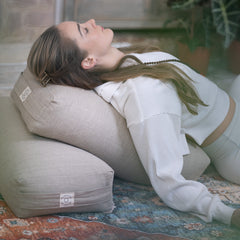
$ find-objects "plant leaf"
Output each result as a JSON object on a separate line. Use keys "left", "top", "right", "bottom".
{"left": 168, "top": 0, "right": 205, "bottom": 9}
{"left": 211, "top": 0, "right": 240, "bottom": 48}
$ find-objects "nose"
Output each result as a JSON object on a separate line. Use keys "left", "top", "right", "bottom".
{"left": 87, "top": 19, "right": 96, "bottom": 28}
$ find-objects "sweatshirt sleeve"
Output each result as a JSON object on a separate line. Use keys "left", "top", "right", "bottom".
{"left": 128, "top": 113, "right": 234, "bottom": 224}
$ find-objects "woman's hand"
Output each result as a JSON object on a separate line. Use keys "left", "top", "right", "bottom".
{"left": 231, "top": 209, "right": 240, "bottom": 228}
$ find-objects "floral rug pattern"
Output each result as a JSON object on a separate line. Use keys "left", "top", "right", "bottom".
{"left": 59, "top": 167, "right": 240, "bottom": 240}
{"left": 0, "top": 166, "right": 240, "bottom": 239}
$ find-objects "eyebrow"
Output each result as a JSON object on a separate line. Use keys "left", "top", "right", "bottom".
{"left": 77, "top": 23, "right": 83, "bottom": 37}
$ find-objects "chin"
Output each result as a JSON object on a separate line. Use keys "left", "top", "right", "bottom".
{"left": 105, "top": 29, "right": 114, "bottom": 43}
{"left": 107, "top": 28, "right": 113, "bottom": 36}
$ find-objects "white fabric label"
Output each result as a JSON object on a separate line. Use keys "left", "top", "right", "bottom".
{"left": 19, "top": 86, "right": 32, "bottom": 102}
{"left": 60, "top": 192, "right": 75, "bottom": 208}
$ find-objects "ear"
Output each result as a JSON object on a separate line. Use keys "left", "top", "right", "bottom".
{"left": 81, "top": 56, "right": 97, "bottom": 70}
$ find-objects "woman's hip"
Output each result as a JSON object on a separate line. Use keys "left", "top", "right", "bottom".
{"left": 202, "top": 98, "right": 240, "bottom": 162}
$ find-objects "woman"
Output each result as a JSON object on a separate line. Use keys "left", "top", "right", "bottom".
{"left": 27, "top": 19, "right": 240, "bottom": 228}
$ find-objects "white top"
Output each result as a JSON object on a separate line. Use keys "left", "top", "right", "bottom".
{"left": 95, "top": 51, "right": 234, "bottom": 224}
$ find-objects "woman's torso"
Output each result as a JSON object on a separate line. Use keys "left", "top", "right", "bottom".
{"left": 95, "top": 51, "right": 230, "bottom": 146}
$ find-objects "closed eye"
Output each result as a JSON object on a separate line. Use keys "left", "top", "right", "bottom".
{"left": 77, "top": 23, "right": 83, "bottom": 37}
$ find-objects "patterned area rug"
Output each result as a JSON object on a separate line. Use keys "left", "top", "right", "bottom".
{"left": 0, "top": 166, "right": 240, "bottom": 240}
{"left": 0, "top": 197, "right": 187, "bottom": 240}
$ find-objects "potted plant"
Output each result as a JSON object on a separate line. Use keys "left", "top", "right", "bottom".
{"left": 211, "top": 0, "right": 240, "bottom": 74}
{"left": 165, "top": 0, "right": 213, "bottom": 75}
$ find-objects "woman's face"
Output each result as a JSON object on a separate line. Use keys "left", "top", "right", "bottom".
{"left": 57, "top": 19, "right": 114, "bottom": 59}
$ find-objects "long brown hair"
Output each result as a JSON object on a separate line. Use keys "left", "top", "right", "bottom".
{"left": 28, "top": 25, "right": 206, "bottom": 115}
{"left": 27, "top": 25, "right": 103, "bottom": 89}
{"left": 102, "top": 54, "right": 207, "bottom": 115}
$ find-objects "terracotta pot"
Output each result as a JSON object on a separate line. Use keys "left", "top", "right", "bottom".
{"left": 227, "top": 40, "right": 240, "bottom": 74}
{"left": 177, "top": 42, "right": 210, "bottom": 76}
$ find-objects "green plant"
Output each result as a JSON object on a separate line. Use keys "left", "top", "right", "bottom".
{"left": 165, "top": 0, "right": 213, "bottom": 51}
{"left": 211, "top": 0, "right": 240, "bottom": 48}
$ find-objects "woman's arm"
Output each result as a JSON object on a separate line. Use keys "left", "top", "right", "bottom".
{"left": 128, "top": 113, "right": 235, "bottom": 225}
{"left": 107, "top": 72, "right": 236, "bottom": 225}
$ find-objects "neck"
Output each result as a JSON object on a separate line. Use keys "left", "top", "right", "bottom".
{"left": 97, "top": 47, "right": 125, "bottom": 70}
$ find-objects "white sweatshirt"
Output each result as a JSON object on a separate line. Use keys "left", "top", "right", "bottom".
{"left": 95, "top": 51, "right": 235, "bottom": 224}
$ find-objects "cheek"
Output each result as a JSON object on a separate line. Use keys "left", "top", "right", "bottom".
{"left": 76, "top": 30, "right": 113, "bottom": 54}
{"left": 76, "top": 39, "right": 93, "bottom": 53}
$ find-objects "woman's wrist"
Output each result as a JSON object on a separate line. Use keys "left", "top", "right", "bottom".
{"left": 212, "top": 200, "right": 235, "bottom": 225}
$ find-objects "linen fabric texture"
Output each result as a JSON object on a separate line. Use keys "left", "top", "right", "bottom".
{"left": 0, "top": 97, "right": 114, "bottom": 218}
{"left": 4, "top": 68, "right": 210, "bottom": 217}
{"left": 11, "top": 68, "right": 210, "bottom": 183}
